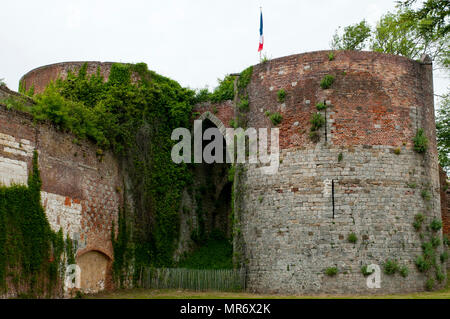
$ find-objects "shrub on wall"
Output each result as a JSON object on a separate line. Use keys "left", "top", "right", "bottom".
{"left": 320, "top": 75, "right": 335, "bottom": 89}
{"left": 347, "top": 233, "right": 358, "bottom": 244}
{"left": 238, "top": 98, "right": 250, "bottom": 112}
{"left": 430, "top": 219, "right": 442, "bottom": 232}
{"left": 316, "top": 101, "right": 327, "bottom": 111}
{"left": 269, "top": 112, "right": 283, "bottom": 126}
{"left": 413, "top": 213, "right": 424, "bottom": 231}
{"left": 413, "top": 128, "right": 428, "bottom": 153}
{"left": 277, "top": 89, "right": 286, "bottom": 103}
{"left": 383, "top": 259, "right": 399, "bottom": 275}
{"left": 310, "top": 112, "right": 325, "bottom": 130}
{"left": 325, "top": 267, "right": 338, "bottom": 276}
{"left": 328, "top": 52, "right": 335, "bottom": 61}
{"left": 237, "top": 66, "right": 253, "bottom": 91}
{"left": 265, "top": 111, "right": 283, "bottom": 126}
{"left": 399, "top": 266, "right": 409, "bottom": 278}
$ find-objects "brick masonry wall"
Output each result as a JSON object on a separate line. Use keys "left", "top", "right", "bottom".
{"left": 238, "top": 50, "right": 445, "bottom": 294}
{"left": 0, "top": 104, "right": 121, "bottom": 293}
{"left": 20, "top": 61, "right": 145, "bottom": 95}
{"left": 193, "top": 100, "right": 235, "bottom": 130}
{"left": 20, "top": 61, "right": 115, "bottom": 94}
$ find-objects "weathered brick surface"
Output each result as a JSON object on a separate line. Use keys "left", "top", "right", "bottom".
{"left": 0, "top": 103, "right": 121, "bottom": 293}
{"left": 248, "top": 50, "right": 437, "bottom": 151}
{"left": 237, "top": 50, "right": 445, "bottom": 294}
{"left": 193, "top": 100, "right": 235, "bottom": 129}
{"left": 20, "top": 61, "right": 115, "bottom": 94}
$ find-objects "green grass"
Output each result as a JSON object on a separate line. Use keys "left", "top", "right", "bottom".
{"left": 177, "top": 238, "right": 233, "bottom": 269}
{"left": 89, "top": 280, "right": 450, "bottom": 299}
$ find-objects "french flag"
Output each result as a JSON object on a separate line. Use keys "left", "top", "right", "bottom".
{"left": 258, "top": 10, "right": 263, "bottom": 52}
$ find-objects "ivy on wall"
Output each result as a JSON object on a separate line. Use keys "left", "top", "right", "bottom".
{"left": 6, "top": 62, "right": 255, "bottom": 288}
{"left": 0, "top": 151, "right": 70, "bottom": 297}
{"left": 18, "top": 62, "right": 197, "bottom": 284}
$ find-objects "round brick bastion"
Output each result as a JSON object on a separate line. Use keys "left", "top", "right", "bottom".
{"left": 18, "top": 51, "right": 447, "bottom": 295}
{"left": 230, "top": 50, "right": 444, "bottom": 294}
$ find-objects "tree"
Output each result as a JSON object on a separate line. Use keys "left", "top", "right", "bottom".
{"left": 436, "top": 93, "right": 450, "bottom": 172}
{"left": 331, "top": 20, "right": 372, "bottom": 50}
{"left": 399, "top": 0, "right": 449, "bottom": 38}
{"left": 398, "top": 0, "right": 449, "bottom": 68}
{"left": 330, "top": 1, "right": 449, "bottom": 68}
{"left": 371, "top": 11, "right": 423, "bottom": 58}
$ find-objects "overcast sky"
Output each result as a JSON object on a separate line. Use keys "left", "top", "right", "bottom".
{"left": 0, "top": 0, "right": 447, "bottom": 99}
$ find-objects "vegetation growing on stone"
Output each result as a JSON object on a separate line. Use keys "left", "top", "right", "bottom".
{"left": 316, "top": 101, "right": 327, "bottom": 111}
{"left": 269, "top": 112, "right": 283, "bottom": 126}
{"left": 415, "top": 255, "right": 431, "bottom": 272}
{"left": 0, "top": 151, "right": 72, "bottom": 296}
{"left": 430, "top": 219, "right": 442, "bottom": 232}
{"left": 421, "top": 189, "right": 431, "bottom": 201}
{"left": 320, "top": 75, "right": 335, "bottom": 89}
{"left": 430, "top": 236, "right": 440, "bottom": 248}
{"left": 309, "top": 112, "right": 325, "bottom": 142}
{"left": 407, "top": 182, "right": 417, "bottom": 189}
{"left": 441, "top": 251, "right": 449, "bottom": 263}
{"left": 328, "top": 52, "right": 335, "bottom": 61}
{"left": 383, "top": 259, "right": 399, "bottom": 275}
{"left": 310, "top": 112, "right": 325, "bottom": 130}
{"left": 413, "top": 213, "right": 424, "bottom": 231}
{"left": 264, "top": 111, "right": 283, "bottom": 126}
{"left": 399, "top": 265, "right": 409, "bottom": 278}
{"left": 413, "top": 128, "right": 428, "bottom": 153}
{"left": 435, "top": 267, "right": 445, "bottom": 283}
{"left": 238, "top": 97, "right": 249, "bottom": 112}
{"left": 237, "top": 66, "right": 253, "bottom": 91}
{"left": 347, "top": 233, "right": 358, "bottom": 244}
{"left": 277, "top": 89, "right": 286, "bottom": 102}
{"left": 425, "top": 277, "right": 435, "bottom": 291}
{"left": 444, "top": 235, "right": 449, "bottom": 246}
{"left": 325, "top": 267, "right": 338, "bottom": 276}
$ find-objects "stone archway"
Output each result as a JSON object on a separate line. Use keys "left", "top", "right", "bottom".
{"left": 76, "top": 250, "right": 112, "bottom": 293}
{"left": 197, "top": 111, "right": 227, "bottom": 137}
{"left": 191, "top": 113, "right": 233, "bottom": 238}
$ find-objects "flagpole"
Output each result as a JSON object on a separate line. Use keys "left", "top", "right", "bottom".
{"left": 259, "top": 6, "right": 262, "bottom": 62}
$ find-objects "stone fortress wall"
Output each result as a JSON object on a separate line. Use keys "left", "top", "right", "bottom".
{"left": 2, "top": 50, "right": 448, "bottom": 295}
{"left": 240, "top": 50, "right": 444, "bottom": 294}
{"left": 0, "top": 86, "right": 122, "bottom": 293}
{"left": 195, "top": 50, "right": 447, "bottom": 294}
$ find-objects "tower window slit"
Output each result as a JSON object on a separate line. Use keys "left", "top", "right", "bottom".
{"left": 332, "top": 179, "right": 335, "bottom": 219}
